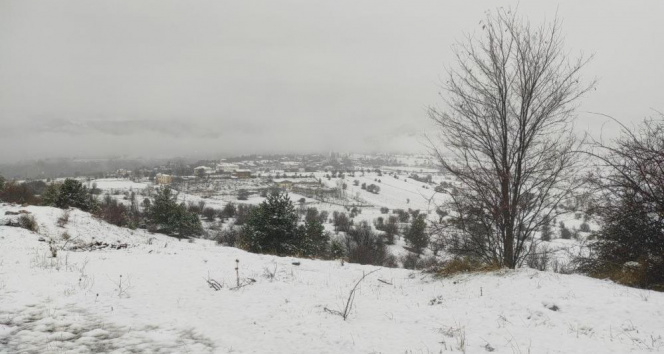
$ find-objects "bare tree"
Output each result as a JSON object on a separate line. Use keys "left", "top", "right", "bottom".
{"left": 428, "top": 8, "right": 594, "bottom": 268}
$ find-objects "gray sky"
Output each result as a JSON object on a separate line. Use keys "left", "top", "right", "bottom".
{"left": 0, "top": 0, "right": 662, "bottom": 162}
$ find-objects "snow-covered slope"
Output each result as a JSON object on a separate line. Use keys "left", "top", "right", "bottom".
{"left": 1, "top": 205, "right": 663, "bottom": 353}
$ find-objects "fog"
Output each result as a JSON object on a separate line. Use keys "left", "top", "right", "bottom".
{"left": 0, "top": 0, "right": 662, "bottom": 163}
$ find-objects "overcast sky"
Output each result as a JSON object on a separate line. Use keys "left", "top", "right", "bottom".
{"left": 0, "top": 0, "right": 662, "bottom": 162}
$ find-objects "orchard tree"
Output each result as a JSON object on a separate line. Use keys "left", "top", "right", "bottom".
{"left": 428, "top": 8, "right": 594, "bottom": 268}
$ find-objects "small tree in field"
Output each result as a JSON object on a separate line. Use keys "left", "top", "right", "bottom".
{"left": 429, "top": 8, "right": 594, "bottom": 268}
{"left": 405, "top": 214, "right": 429, "bottom": 254}
{"left": 239, "top": 190, "right": 300, "bottom": 255}
{"left": 43, "top": 179, "right": 97, "bottom": 212}
{"left": 147, "top": 187, "right": 203, "bottom": 239}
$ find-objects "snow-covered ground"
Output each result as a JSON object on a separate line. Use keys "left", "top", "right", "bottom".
{"left": 1, "top": 204, "right": 663, "bottom": 353}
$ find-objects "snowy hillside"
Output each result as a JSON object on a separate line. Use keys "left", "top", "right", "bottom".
{"left": 1, "top": 204, "right": 663, "bottom": 353}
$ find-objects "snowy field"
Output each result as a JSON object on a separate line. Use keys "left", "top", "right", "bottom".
{"left": 1, "top": 204, "right": 663, "bottom": 353}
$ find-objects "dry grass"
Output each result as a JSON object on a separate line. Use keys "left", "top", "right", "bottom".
{"left": 434, "top": 258, "right": 502, "bottom": 278}
{"left": 588, "top": 261, "right": 664, "bottom": 292}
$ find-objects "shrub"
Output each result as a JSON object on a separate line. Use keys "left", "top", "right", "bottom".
{"left": 349, "top": 207, "right": 360, "bottom": 218}
{"left": 215, "top": 226, "right": 240, "bottom": 247}
{"left": 234, "top": 204, "right": 253, "bottom": 225}
{"left": 332, "top": 211, "right": 353, "bottom": 233}
{"left": 23, "top": 180, "right": 47, "bottom": 196}
{"left": 221, "top": 202, "right": 236, "bottom": 218}
{"left": 560, "top": 225, "right": 572, "bottom": 239}
{"left": 318, "top": 210, "right": 329, "bottom": 224}
{"left": 578, "top": 194, "right": 664, "bottom": 290}
{"left": 97, "top": 194, "right": 129, "bottom": 227}
{"left": 380, "top": 207, "right": 389, "bottom": 214}
{"left": 147, "top": 187, "right": 203, "bottom": 239}
{"left": 57, "top": 210, "right": 70, "bottom": 227}
{"left": 237, "top": 189, "right": 250, "bottom": 200}
{"left": 394, "top": 209, "right": 410, "bottom": 223}
{"left": 401, "top": 253, "right": 420, "bottom": 270}
{"left": 187, "top": 202, "right": 202, "bottom": 214}
{"left": 43, "top": 179, "right": 97, "bottom": 212}
{"left": 579, "top": 222, "right": 591, "bottom": 232}
{"left": 366, "top": 184, "right": 380, "bottom": 194}
{"left": 525, "top": 244, "right": 551, "bottom": 271}
{"left": 202, "top": 207, "right": 217, "bottom": 222}
{"left": 238, "top": 190, "right": 301, "bottom": 255}
{"left": 344, "top": 221, "right": 390, "bottom": 266}
{"left": 141, "top": 198, "right": 151, "bottom": 210}
{"left": 373, "top": 217, "right": 385, "bottom": 231}
{"left": 329, "top": 237, "right": 346, "bottom": 259}
{"left": 304, "top": 207, "right": 320, "bottom": 223}
{"left": 405, "top": 215, "right": 429, "bottom": 254}
{"left": 298, "top": 217, "right": 330, "bottom": 258}
{"left": 0, "top": 181, "right": 41, "bottom": 205}
{"left": 18, "top": 214, "right": 39, "bottom": 232}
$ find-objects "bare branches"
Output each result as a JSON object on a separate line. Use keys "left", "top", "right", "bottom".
{"left": 429, "top": 7, "right": 593, "bottom": 268}
{"left": 325, "top": 268, "right": 379, "bottom": 321}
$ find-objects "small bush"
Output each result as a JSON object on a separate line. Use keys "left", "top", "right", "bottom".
{"left": 237, "top": 189, "right": 249, "bottom": 201}
{"left": 380, "top": 207, "right": 389, "bottom": 214}
{"left": 560, "top": 226, "right": 572, "bottom": 239}
{"left": 332, "top": 211, "right": 353, "bottom": 233}
{"left": 0, "top": 181, "right": 41, "bottom": 205}
{"left": 57, "top": 210, "right": 70, "bottom": 227}
{"left": 97, "top": 195, "right": 129, "bottom": 227}
{"left": 215, "top": 226, "right": 240, "bottom": 247}
{"left": 202, "top": 207, "right": 217, "bottom": 222}
{"left": 221, "top": 202, "right": 236, "bottom": 218}
{"left": 19, "top": 214, "right": 39, "bottom": 232}
{"left": 345, "top": 222, "right": 391, "bottom": 266}
{"left": 401, "top": 253, "right": 420, "bottom": 270}
{"left": 402, "top": 254, "right": 441, "bottom": 270}
{"left": 234, "top": 204, "right": 253, "bottom": 225}
{"left": 43, "top": 179, "right": 97, "bottom": 212}
{"left": 526, "top": 245, "right": 551, "bottom": 271}
{"left": 329, "top": 238, "right": 346, "bottom": 259}
{"left": 394, "top": 209, "right": 410, "bottom": 223}
{"left": 579, "top": 222, "right": 591, "bottom": 232}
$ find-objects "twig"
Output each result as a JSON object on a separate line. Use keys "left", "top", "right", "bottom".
{"left": 327, "top": 268, "right": 380, "bottom": 320}
{"left": 377, "top": 279, "right": 393, "bottom": 285}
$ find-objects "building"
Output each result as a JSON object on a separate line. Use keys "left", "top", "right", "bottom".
{"left": 194, "top": 166, "right": 213, "bottom": 177}
{"left": 155, "top": 174, "right": 173, "bottom": 185}
{"left": 233, "top": 169, "right": 252, "bottom": 178}
{"left": 276, "top": 180, "right": 294, "bottom": 190}
{"left": 216, "top": 163, "right": 240, "bottom": 173}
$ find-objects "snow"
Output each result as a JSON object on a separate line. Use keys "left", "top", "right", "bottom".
{"left": 1, "top": 204, "right": 663, "bottom": 353}
{"left": 88, "top": 178, "right": 148, "bottom": 192}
